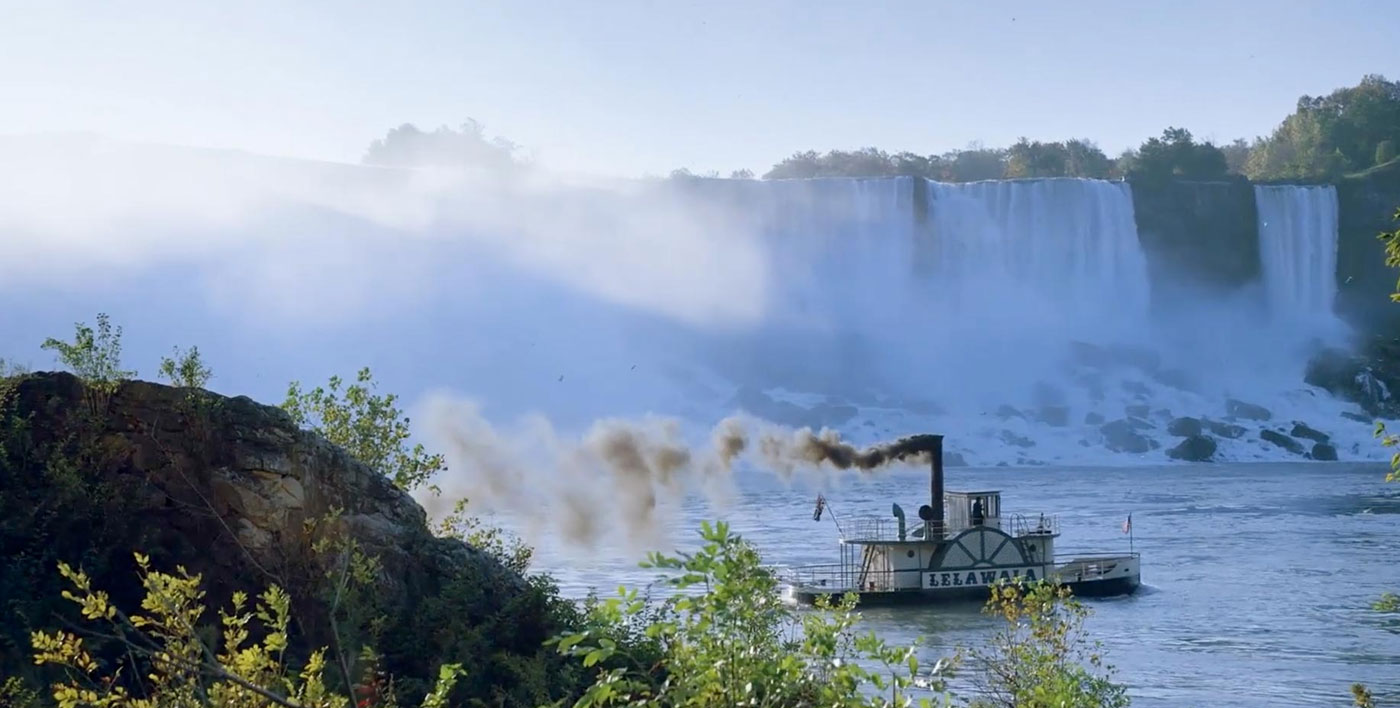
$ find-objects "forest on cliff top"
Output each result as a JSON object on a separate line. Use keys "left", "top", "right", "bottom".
{"left": 364, "top": 75, "right": 1400, "bottom": 185}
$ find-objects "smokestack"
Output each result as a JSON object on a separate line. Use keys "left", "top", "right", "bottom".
{"left": 929, "top": 434, "right": 944, "bottom": 535}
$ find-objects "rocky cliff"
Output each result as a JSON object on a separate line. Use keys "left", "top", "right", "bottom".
{"left": 1337, "top": 165, "right": 1400, "bottom": 334}
{"left": 0, "top": 372, "right": 579, "bottom": 705}
{"left": 1129, "top": 176, "right": 1261, "bottom": 314}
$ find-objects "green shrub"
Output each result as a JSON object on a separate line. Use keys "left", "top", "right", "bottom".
{"left": 551, "top": 520, "right": 952, "bottom": 707}
{"left": 962, "top": 579, "right": 1129, "bottom": 708}
{"left": 282, "top": 368, "right": 444, "bottom": 493}
{"left": 41, "top": 313, "right": 135, "bottom": 390}
{"left": 30, "top": 552, "right": 464, "bottom": 708}
{"left": 158, "top": 345, "right": 213, "bottom": 389}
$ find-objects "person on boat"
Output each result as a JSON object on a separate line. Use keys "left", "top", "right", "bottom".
{"left": 971, "top": 498, "right": 985, "bottom": 526}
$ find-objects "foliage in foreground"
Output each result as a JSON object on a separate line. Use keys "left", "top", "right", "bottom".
{"left": 552, "top": 521, "right": 1131, "bottom": 708}
{"left": 20, "top": 522, "right": 1140, "bottom": 708}
{"left": 30, "top": 553, "right": 463, "bottom": 708}
{"left": 11, "top": 313, "right": 1133, "bottom": 706}
{"left": 962, "top": 581, "right": 1128, "bottom": 708}
{"left": 1360, "top": 203, "right": 1400, "bottom": 705}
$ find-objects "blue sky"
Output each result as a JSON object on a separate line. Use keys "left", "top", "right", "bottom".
{"left": 3, "top": 0, "right": 1397, "bottom": 177}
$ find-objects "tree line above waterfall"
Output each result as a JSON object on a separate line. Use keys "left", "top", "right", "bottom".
{"left": 361, "top": 74, "right": 1400, "bottom": 185}
{"left": 752, "top": 74, "right": 1399, "bottom": 183}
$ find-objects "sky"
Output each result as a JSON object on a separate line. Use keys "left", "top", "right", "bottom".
{"left": 2, "top": 0, "right": 1398, "bottom": 178}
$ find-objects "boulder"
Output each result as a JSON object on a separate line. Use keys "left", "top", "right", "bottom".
{"left": 1167, "top": 416, "right": 1203, "bottom": 437}
{"left": 1000, "top": 430, "right": 1036, "bottom": 448}
{"left": 1289, "top": 422, "right": 1330, "bottom": 443}
{"left": 1167, "top": 435, "right": 1217, "bottom": 462}
{"left": 995, "top": 404, "right": 1024, "bottom": 420}
{"left": 1032, "top": 381, "right": 1067, "bottom": 407}
{"left": 1122, "top": 381, "right": 1151, "bottom": 399}
{"left": 1311, "top": 442, "right": 1339, "bottom": 461}
{"left": 1304, "top": 340, "right": 1400, "bottom": 418}
{"left": 1343, "top": 411, "right": 1373, "bottom": 423}
{"left": 1126, "top": 416, "right": 1155, "bottom": 431}
{"left": 1226, "top": 398, "right": 1273, "bottom": 421}
{"left": 1084, "top": 411, "right": 1105, "bottom": 425}
{"left": 1260, "top": 429, "right": 1306, "bottom": 455}
{"left": 1203, "top": 418, "right": 1246, "bottom": 439}
{"left": 1036, "top": 405, "right": 1071, "bottom": 427}
{"left": 1100, "top": 419, "right": 1154, "bottom": 454}
{"left": 1152, "top": 368, "right": 1196, "bottom": 392}
{"left": 1125, "top": 403, "right": 1151, "bottom": 419}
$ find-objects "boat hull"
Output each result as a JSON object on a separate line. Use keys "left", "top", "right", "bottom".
{"left": 784, "top": 573, "right": 1140, "bottom": 607}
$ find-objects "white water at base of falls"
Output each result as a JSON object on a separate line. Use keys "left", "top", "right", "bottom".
{"left": 1255, "top": 184, "right": 1343, "bottom": 337}
{"left": 0, "top": 135, "right": 1384, "bottom": 470}
{"left": 656, "top": 177, "right": 1382, "bottom": 468}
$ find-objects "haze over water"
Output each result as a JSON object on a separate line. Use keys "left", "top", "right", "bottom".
{"left": 1, "top": 136, "right": 1396, "bottom": 707}
{"left": 526, "top": 460, "right": 1400, "bottom": 707}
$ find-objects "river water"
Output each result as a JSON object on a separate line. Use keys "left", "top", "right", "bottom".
{"left": 527, "top": 461, "right": 1400, "bottom": 707}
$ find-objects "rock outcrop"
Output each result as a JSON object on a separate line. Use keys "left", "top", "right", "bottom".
{"left": 1312, "top": 442, "right": 1339, "bottom": 461}
{"left": 1100, "top": 419, "right": 1155, "bottom": 454}
{"left": 1167, "top": 435, "right": 1217, "bottom": 462}
{"left": 1260, "top": 428, "right": 1306, "bottom": 455}
{"left": 1226, "top": 398, "right": 1273, "bottom": 422}
{"left": 1203, "top": 418, "right": 1247, "bottom": 439}
{"left": 1167, "top": 416, "right": 1203, "bottom": 437}
{"left": 1304, "top": 339, "right": 1400, "bottom": 418}
{"left": 0, "top": 372, "right": 571, "bottom": 704}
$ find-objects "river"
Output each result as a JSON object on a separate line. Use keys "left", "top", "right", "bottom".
{"left": 526, "top": 460, "right": 1400, "bottom": 707}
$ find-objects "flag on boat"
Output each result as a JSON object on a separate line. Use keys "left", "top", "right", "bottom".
{"left": 1122, "top": 513, "right": 1132, "bottom": 534}
{"left": 813, "top": 494, "right": 826, "bottom": 521}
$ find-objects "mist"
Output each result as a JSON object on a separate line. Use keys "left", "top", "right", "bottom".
{"left": 0, "top": 132, "right": 1380, "bottom": 488}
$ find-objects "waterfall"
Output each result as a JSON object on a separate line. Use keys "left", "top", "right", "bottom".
{"left": 924, "top": 178, "right": 1151, "bottom": 340}
{"left": 1254, "top": 184, "right": 1340, "bottom": 331}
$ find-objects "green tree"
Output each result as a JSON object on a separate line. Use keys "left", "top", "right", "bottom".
{"left": 1247, "top": 74, "right": 1400, "bottom": 180}
{"left": 1063, "top": 139, "right": 1114, "bottom": 179}
{"left": 938, "top": 145, "right": 1008, "bottom": 182}
{"left": 1220, "top": 138, "right": 1253, "bottom": 175}
{"left": 1377, "top": 140, "right": 1397, "bottom": 167}
{"left": 963, "top": 579, "right": 1129, "bottom": 708}
{"left": 157, "top": 345, "right": 213, "bottom": 389}
{"left": 1005, "top": 138, "right": 1069, "bottom": 178}
{"left": 1124, "top": 127, "right": 1228, "bottom": 181}
{"left": 282, "top": 367, "right": 445, "bottom": 492}
{"left": 552, "top": 520, "right": 951, "bottom": 707}
{"left": 363, "top": 119, "right": 521, "bottom": 171}
{"left": 41, "top": 313, "right": 136, "bottom": 415}
{"left": 41, "top": 313, "right": 135, "bottom": 388}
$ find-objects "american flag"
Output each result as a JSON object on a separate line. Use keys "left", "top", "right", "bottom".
{"left": 1122, "top": 513, "right": 1132, "bottom": 534}
{"left": 813, "top": 493, "right": 826, "bottom": 521}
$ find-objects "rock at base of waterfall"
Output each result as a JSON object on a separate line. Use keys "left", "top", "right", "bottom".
{"left": 1167, "top": 435, "right": 1217, "bottom": 462}
{"left": 1167, "top": 416, "right": 1203, "bottom": 437}
{"left": 1311, "top": 442, "right": 1339, "bottom": 461}
{"left": 1260, "top": 429, "right": 1306, "bottom": 455}
{"left": 1226, "top": 398, "right": 1273, "bottom": 421}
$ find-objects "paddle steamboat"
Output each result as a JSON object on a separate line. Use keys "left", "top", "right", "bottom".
{"left": 778, "top": 434, "right": 1140, "bottom": 606}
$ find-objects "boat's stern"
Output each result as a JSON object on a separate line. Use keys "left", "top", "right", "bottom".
{"left": 1054, "top": 553, "right": 1141, "bottom": 597}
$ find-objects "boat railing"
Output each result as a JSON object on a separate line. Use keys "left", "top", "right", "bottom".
{"left": 777, "top": 563, "right": 927, "bottom": 593}
{"left": 839, "top": 512, "right": 1060, "bottom": 542}
{"left": 1009, "top": 513, "right": 1060, "bottom": 537}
